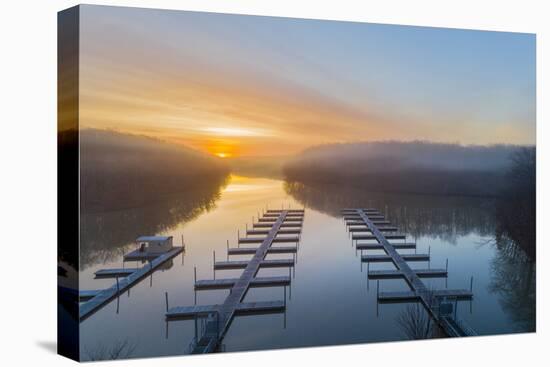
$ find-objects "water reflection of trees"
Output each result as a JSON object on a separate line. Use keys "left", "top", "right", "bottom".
{"left": 81, "top": 175, "right": 228, "bottom": 270}
{"left": 496, "top": 147, "right": 536, "bottom": 259}
{"left": 489, "top": 232, "right": 536, "bottom": 332}
{"left": 84, "top": 339, "right": 138, "bottom": 361}
{"left": 284, "top": 181, "right": 496, "bottom": 243}
{"left": 285, "top": 179, "right": 536, "bottom": 332}
{"left": 489, "top": 148, "right": 535, "bottom": 332}
{"left": 78, "top": 130, "right": 230, "bottom": 270}
{"left": 396, "top": 304, "right": 434, "bottom": 340}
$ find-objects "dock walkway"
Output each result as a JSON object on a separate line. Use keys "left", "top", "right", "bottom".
{"left": 166, "top": 209, "right": 304, "bottom": 354}
{"left": 342, "top": 208, "right": 474, "bottom": 337}
{"left": 79, "top": 247, "right": 183, "bottom": 321}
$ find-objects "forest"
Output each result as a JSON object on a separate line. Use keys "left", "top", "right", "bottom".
{"left": 80, "top": 129, "right": 229, "bottom": 213}
{"left": 284, "top": 141, "right": 530, "bottom": 197}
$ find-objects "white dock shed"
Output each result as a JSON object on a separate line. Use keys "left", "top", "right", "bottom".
{"left": 136, "top": 235, "right": 173, "bottom": 254}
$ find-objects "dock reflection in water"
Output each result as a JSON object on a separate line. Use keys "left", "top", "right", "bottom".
{"left": 78, "top": 175, "right": 535, "bottom": 360}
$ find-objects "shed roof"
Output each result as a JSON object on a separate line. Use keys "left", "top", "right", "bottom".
{"left": 136, "top": 235, "right": 172, "bottom": 242}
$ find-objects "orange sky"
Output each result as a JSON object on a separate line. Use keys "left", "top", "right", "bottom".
{"left": 78, "top": 6, "right": 535, "bottom": 158}
{"left": 80, "top": 59, "right": 395, "bottom": 157}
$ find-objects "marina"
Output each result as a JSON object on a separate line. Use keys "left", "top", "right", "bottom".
{"left": 165, "top": 208, "right": 304, "bottom": 354}
{"left": 342, "top": 208, "right": 475, "bottom": 336}
{"left": 79, "top": 236, "right": 185, "bottom": 321}
{"left": 77, "top": 176, "right": 534, "bottom": 359}
{"left": 62, "top": 7, "right": 536, "bottom": 362}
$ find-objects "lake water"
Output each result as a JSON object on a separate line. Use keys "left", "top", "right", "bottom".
{"left": 78, "top": 175, "right": 535, "bottom": 360}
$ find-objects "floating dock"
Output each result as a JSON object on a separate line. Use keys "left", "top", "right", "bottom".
{"left": 166, "top": 301, "right": 286, "bottom": 320}
{"left": 79, "top": 246, "right": 184, "bottom": 321}
{"left": 238, "top": 236, "right": 299, "bottom": 244}
{"left": 213, "top": 258, "right": 295, "bottom": 270}
{"left": 349, "top": 226, "right": 398, "bottom": 232}
{"left": 194, "top": 276, "right": 291, "bottom": 290}
{"left": 352, "top": 234, "right": 407, "bottom": 240}
{"left": 166, "top": 208, "right": 305, "bottom": 354}
{"left": 356, "top": 243, "right": 416, "bottom": 250}
{"left": 361, "top": 254, "right": 430, "bottom": 262}
{"left": 378, "top": 289, "right": 473, "bottom": 303}
{"left": 94, "top": 268, "right": 136, "bottom": 279}
{"left": 368, "top": 269, "right": 447, "bottom": 279}
{"left": 342, "top": 208, "right": 475, "bottom": 337}
{"left": 227, "top": 246, "right": 297, "bottom": 255}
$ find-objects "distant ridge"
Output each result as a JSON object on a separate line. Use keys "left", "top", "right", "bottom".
{"left": 79, "top": 129, "right": 229, "bottom": 212}
{"left": 284, "top": 141, "right": 529, "bottom": 197}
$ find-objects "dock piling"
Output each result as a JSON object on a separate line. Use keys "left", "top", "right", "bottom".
{"left": 165, "top": 292, "right": 169, "bottom": 312}
{"left": 342, "top": 208, "right": 475, "bottom": 337}
{"left": 167, "top": 208, "right": 305, "bottom": 353}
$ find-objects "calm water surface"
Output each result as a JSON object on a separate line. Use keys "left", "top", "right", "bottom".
{"left": 79, "top": 175, "right": 535, "bottom": 360}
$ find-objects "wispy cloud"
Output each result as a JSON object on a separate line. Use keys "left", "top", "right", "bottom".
{"left": 78, "top": 5, "right": 536, "bottom": 157}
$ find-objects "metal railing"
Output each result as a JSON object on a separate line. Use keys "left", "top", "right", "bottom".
{"left": 186, "top": 310, "right": 221, "bottom": 354}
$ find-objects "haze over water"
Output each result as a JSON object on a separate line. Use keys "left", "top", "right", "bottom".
{"left": 79, "top": 175, "right": 534, "bottom": 360}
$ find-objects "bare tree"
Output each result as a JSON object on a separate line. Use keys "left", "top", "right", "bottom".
{"left": 396, "top": 303, "right": 433, "bottom": 340}
{"left": 84, "top": 339, "right": 138, "bottom": 361}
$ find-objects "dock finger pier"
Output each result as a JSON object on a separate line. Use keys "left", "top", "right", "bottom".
{"left": 165, "top": 208, "right": 305, "bottom": 354}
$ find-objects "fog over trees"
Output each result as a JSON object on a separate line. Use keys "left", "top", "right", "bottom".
{"left": 284, "top": 141, "right": 531, "bottom": 197}
{"left": 80, "top": 129, "right": 229, "bottom": 213}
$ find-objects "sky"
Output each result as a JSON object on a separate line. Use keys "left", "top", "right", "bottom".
{"left": 79, "top": 5, "right": 536, "bottom": 158}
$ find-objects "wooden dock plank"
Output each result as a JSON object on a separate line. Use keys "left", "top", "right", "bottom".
{"left": 346, "top": 220, "right": 392, "bottom": 226}
{"left": 345, "top": 215, "right": 385, "bottom": 220}
{"left": 210, "top": 210, "right": 292, "bottom": 349}
{"left": 266, "top": 209, "right": 304, "bottom": 213}
{"left": 368, "top": 269, "right": 447, "bottom": 279}
{"left": 353, "top": 234, "right": 406, "bottom": 240}
{"left": 378, "top": 289, "right": 473, "bottom": 303}
{"left": 195, "top": 276, "right": 291, "bottom": 290}
{"left": 167, "top": 210, "right": 304, "bottom": 353}
{"left": 350, "top": 209, "right": 436, "bottom": 314}
{"left": 342, "top": 208, "right": 379, "bottom": 211}
{"left": 94, "top": 268, "right": 136, "bottom": 278}
{"left": 349, "top": 227, "right": 398, "bottom": 232}
{"left": 345, "top": 208, "right": 475, "bottom": 337}
{"left": 214, "top": 259, "right": 294, "bottom": 270}
{"left": 123, "top": 250, "right": 161, "bottom": 261}
{"left": 228, "top": 246, "right": 297, "bottom": 255}
{"left": 80, "top": 247, "right": 184, "bottom": 321}
{"left": 264, "top": 213, "right": 303, "bottom": 218}
{"left": 253, "top": 223, "right": 302, "bottom": 228}
{"left": 361, "top": 254, "right": 429, "bottom": 262}
{"left": 166, "top": 301, "right": 285, "bottom": 320}
{"left": 79, "top": 290, "right": 102, "bottom": 301}
{"left": 259, "top": 217, "right": 303, "bottom": 223}
{"left": 235, "top": 300, "right": 285, "bottom": 315}
{"left": 356, "top": 242, "right": 416, "bottom": 250}
{"left": 166, "top": 304, "right": 219, "bottom": 319}
{"left": 238, "top": 236, "right": 299, "bottom": 244}
{"left": 247, "top": 229, "right": 301, "bottom": 235}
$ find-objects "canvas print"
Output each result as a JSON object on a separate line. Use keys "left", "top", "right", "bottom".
{"left": 58, "top": 4, "right": 536, "bottom": 361}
